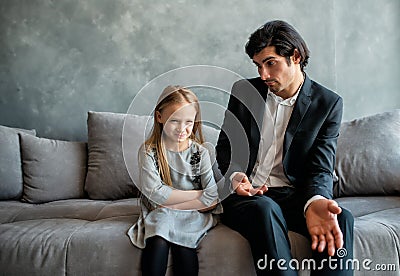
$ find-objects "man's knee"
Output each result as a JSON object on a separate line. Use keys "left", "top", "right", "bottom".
{"left": 338, "top": 207, "right": 354, "bottom": 226}
{"left": 222, "top": 195, "right": 286, "bottom": 234}
{"left": 338, "top": 207, "right": 354, "bottom": 253}
{"left": 251, "top": 196, "right": 285, "bottom": 224}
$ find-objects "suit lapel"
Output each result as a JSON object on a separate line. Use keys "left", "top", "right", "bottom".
{"left": 249, "top": 78, "right": 268, "bottom": 133}
{"left": 283, "top": 76, "right": 312, "bottom": 158}
{"left": 249, "top": 78, "right": 268, "bottom": 173}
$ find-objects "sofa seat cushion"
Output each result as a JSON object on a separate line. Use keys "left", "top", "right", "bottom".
{"left": 0, "top": 219, "right": 90, "bottom": 276}
{"left": 336, "top": 196, "right": 400, "bottom": 217}
{"left": 0, "top": 217, "right": 143, "bottom": 276}
{"left": 353, "top": 208, "right": 400, "bottom": 274}
{"left": 337, "top": 196, "right": 400, "bottom": 274}
{"left": 0, "top": 212, "right": 312, "bottom": 276}
{"left": 0, "top": 198, "right": 314, "bottom": 276}
{"left": 0, "top": 199, "right": 141, "bottom": 223}
{"left": 0, "top": 200, "right": 31, "bottom": 224}
{"left": 66, "top": 216, "right": 143, "bottom": 275}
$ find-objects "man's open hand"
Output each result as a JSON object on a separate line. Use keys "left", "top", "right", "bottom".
{"left": 232, "top": 172, "right": 268, "bottom": 196}
{"left": 306, "top": 199, "right": 343, "bottom": 256}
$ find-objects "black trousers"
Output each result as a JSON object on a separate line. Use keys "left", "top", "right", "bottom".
{"left": 221, "top": 187, "right": 354, "bottom": 276}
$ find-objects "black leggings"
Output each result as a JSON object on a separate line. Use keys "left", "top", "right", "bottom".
{"left": 141, "top": 236, "right": 199, "bottom": 276}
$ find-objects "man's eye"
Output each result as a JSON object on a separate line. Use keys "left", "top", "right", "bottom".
{"left": 267, "top": 61, "right": 276, "bottom": 66}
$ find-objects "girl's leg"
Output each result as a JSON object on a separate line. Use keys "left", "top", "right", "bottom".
{"left": 141, "top": 236, "right": 170, "bottom": 276}
{"left": 170, "top": 243, "right": 199, "bottom": 276}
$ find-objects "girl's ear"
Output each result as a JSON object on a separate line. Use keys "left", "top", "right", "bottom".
{"left": 155, "top": 111, "right": 163, "bottom": 123}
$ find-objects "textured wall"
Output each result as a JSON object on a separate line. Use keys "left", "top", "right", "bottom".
{"left": 0, "top": 0, "right": 399, "bottom": 141}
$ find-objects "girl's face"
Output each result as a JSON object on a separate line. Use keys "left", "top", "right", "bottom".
{"left": 156, "top": 102, "right": 197, "bottom": 150}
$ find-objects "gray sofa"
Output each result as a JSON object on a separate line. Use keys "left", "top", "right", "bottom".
{"left": 0, "top": 110, "right": 399, "bottom": 276}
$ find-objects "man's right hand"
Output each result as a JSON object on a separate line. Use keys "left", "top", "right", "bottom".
{"left": 232, "top": 172, "right": 268, "bottom": 196}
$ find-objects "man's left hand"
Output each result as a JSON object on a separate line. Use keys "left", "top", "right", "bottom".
{"left": 305, "top": 199, "right": 343, "bottom": 256}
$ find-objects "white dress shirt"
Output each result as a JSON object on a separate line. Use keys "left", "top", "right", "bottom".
{"left": 250, "top": 90, "right": 298, "bottom": 188}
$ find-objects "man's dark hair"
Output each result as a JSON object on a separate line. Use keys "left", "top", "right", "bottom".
{"left": 245, "top": 20, "right": 310, "bottom": 72}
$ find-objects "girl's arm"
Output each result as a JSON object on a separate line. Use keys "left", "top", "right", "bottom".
{"left": 165, "top": 147, "right": 220, "bottom": 210}
{"left": 163, "top": 189, "right": 203, "bottom": 205}
{"left": 139, "top": 147, "right": 204, "bottom": 206}
{"left": 165, "top": 198, "right": 218, "bottom": 211}
{"left": 164, "top": 198, "right": 206, "bottom": 210}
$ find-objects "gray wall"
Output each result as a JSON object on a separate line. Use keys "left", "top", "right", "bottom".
{"left": 0, "top": 0, "right": 399, "bottom": 141}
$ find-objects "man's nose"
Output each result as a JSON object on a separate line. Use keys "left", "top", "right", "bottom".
{"left": 259, "top": 67, "right": 270, "bottom": 80}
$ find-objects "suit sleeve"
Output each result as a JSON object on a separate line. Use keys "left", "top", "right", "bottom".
{"left": 304, "top": 96, "right": 343, "bottom": 200}
{"left": 215, "top": 81, "right": 249, "bottom": 198}
{"left": 216, "top": 82, "right": 240, "bottom": 175}
{"left": 216, "top": 81, "right": 253, "bottom": 176}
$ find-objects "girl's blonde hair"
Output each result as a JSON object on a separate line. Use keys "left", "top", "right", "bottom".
{"left": 145, "top": 85, "right": 204, "bottom": 186}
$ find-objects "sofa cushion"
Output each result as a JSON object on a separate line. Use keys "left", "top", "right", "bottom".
{"left": 0, "top": 199, "right": 141, "bottom": 224}
{"left": 334, "top": 110, "right": 400, "bottom": 197}
{"left": 19, "top": 134, "right": 87, "bottom": 204}
{"left": 0, "top": 125, "right": 36, "bottom": 200}
{"left": 336, "top": 196, "right": 400, "bottom": 218}
{"left": 85, "top": 111, "right": 152, "bottom": 200}
{"left": 353, "top": 213, "right": 400, "bottom": 275}
{"left": 0, "top": 201, "right": 29, "bottom": 224}
{"left": 336, "top": 197, "right": 400, "bottom": 274}
{"left": 0, "top": 219, "right": 90, "bottom": 275}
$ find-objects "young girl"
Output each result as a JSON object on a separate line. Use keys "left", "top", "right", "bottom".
{"left": 127, "top": 85, "right": 221, "bottom": 276}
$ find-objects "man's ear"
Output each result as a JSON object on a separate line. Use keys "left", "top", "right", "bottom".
{"left": 292, "top": 49, "right": 301, "bottom": 64}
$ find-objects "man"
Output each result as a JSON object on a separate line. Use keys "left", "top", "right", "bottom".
{"left": 216, "top": 20, "right": 354, "bottom": 275}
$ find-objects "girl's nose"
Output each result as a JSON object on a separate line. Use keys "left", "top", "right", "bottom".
{"left": 178, "top": 123, "right": 186, "bottom": 132}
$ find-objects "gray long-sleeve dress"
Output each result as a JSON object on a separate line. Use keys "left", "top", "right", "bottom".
{"left": 127, "top": 140, "right": 221, "bottom": 249}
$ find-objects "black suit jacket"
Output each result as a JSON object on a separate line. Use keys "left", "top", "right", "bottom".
{"left": 216, "top": 75, "right": 343, "bottom": 200}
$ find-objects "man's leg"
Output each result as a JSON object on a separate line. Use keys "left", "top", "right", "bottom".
{"left": 310, "top": 208, "right": 354, "bottom": 276}
{"left": 272, "top": 188, "right": 354, "bottom": 276}
{"left": 222, "top": 193, "right": 297, "bottom": 276}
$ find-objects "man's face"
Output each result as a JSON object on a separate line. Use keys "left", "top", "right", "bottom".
{"left": 252, "top": 46, "right": 300, "bottom": 97}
